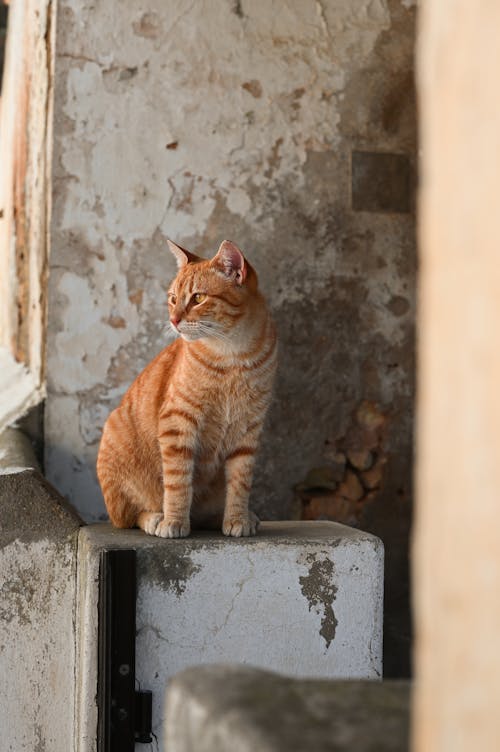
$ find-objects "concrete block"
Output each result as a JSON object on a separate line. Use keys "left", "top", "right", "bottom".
{"left": 164, "top": 664, "right": 410, "bottom": 752}
{"left": 77, "top": 521, "right": 383, "bottom": 750}
{"left": 0, "top": 425, "right": 39, "bottom": 474}
{"left": 0, "top": 468, "right": 82, "bottom": 752}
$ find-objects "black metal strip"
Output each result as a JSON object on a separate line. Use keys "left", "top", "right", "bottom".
{"left": 98, "top": 548, "right": 137, "bottom": 752}
{"left": 135, "top": 689, "right": 153, "bottom": 744}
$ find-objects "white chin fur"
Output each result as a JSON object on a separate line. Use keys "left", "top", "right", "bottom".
{"left": 179, "top": 330, "right": 202, "bottom": 341}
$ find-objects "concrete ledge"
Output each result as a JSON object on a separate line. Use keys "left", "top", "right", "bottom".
{"left": 78, "top": 521, "right": 384, "bottom": 750}
{"left": 0, "top": 467, "right": 82, "bottom": 545}
{"left": 164, "top": 665, "right": 410, "bottom": 752}
{"left": 0, "top": 467, "right": 82, "bottom": 752}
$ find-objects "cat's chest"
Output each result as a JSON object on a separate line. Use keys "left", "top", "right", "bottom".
{"left": 212, "top": 369, "right": 256, "bottom": 422}
{"left": 203, "top": 367, "right": 266, "bottom": 439}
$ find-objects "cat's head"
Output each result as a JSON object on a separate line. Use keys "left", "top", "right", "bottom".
{"left": 166, "top": 239, "right": 259, "bottom": 344}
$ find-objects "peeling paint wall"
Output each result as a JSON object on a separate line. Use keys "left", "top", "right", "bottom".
{"left": 46, "top": 0, "right": 416, "bottom": 673}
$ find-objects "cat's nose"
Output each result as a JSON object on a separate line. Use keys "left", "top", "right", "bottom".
{"left": 170, "top": 316, "right": 181, "bottom": 328}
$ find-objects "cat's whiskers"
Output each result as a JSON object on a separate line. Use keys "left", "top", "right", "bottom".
{"left": 163, "top": 323, "right": 179, "bottom": 341}
{"left": 196, "top": 320, "right": 231, "bottom": 342}
{"left": 197, "top": 323, "right": 238, "bottom": 354}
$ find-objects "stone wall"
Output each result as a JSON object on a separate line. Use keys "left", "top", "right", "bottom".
{"left": 46, "top": 0, "right": 416, "bottom": 674}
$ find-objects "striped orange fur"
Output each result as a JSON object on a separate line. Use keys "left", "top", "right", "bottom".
{"left": 96, "top": 239, "right": 277, "bottom": 538}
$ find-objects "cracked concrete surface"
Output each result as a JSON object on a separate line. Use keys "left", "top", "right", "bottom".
{"left": 77, "top": 521, "right": 383, "bottom": 750}
{"left": 135, "top": 523, "right": 383, "bottom": 747}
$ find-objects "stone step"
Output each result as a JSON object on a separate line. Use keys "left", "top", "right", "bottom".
{"left": 165, "top": 665, "right": 409, "bottom": 752}
{"left": 77, "top": 521, "right": 384, "bottom": 750}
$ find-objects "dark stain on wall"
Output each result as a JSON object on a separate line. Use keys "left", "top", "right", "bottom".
{"left": 138, "top": 548, "right": 202, "bottom": 597}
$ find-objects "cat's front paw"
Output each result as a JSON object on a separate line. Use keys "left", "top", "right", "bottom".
{"left": 155, "top": 517, "right": 191, "bottom": 538}
{"left": 138, "top": 512, "right": 164, "bottom": 536}
{"left": 222, "top": 511, "right": 259, "bottom": 538}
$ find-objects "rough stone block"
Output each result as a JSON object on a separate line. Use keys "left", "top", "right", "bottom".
{"left": 0, "top": 467, "right": 82, "bottom": 752}
{"left": 164, "top": 665, "right": 410, "bottom": 752}
{"left": 77, "top": 521, "right": 383, "bottom": 750}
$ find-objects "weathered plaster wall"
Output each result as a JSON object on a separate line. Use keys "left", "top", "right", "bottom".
{"left": 46, "top": 0, "right": 416, "bottom": 673}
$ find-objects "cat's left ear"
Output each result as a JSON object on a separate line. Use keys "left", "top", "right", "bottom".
{"left": 212, "top": 240, "right": 247, "bottom": 285}
{"left": 167, "top": 239, "right": 202, "bottom": 269}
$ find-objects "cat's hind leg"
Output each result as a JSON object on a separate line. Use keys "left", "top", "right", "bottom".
{"left": 101, "top": 481, "right": 163, "bottom": 535}
{"left": 99, "top": 481, "right": 137, "bottom": 529}
{"left": 97, "top": 429, "right": 138, "bottom": 528}
{"left": 98, "top": 457, "right": 161, "bottom": 532}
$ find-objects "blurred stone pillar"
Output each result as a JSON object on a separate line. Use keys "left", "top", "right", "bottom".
{"left": 415, "top": 3, "right": 500, "bottom": 750}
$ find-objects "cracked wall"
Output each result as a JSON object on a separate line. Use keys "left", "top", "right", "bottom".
{"left": 45, "top": 0, "right": 416, "bottom": 674}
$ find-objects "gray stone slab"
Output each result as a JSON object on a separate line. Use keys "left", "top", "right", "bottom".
{"left": 165, "top": 665, "right": 410, "bottom": 752}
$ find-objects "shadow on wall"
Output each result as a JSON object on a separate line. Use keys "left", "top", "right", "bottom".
{"left": 294, "top": 401, "right": 388, "bottom": 527}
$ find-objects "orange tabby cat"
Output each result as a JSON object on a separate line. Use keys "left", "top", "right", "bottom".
{"left": 97, "top": 239, "right": 277, "bottom": 538}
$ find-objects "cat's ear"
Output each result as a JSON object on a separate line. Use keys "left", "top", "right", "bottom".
{"left": 167, "top": 239, "right": 202, "bottom": 269}
{"left": 212, "top": 240, "right": 247, "bottom": 285}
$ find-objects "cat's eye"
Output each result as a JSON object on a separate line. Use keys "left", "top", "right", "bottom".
{"left": 192, "top": 293, "right": 207, "bottom": 305}
{"left": 168, "top": 293, "right": 177, "bottom": 305}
